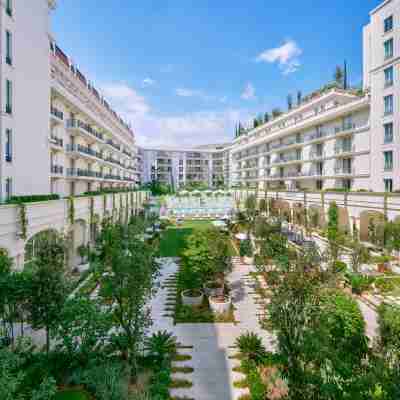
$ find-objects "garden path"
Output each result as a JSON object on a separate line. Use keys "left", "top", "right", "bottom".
{"left": 150, "top": 257, "right": 275, "bottom": 400}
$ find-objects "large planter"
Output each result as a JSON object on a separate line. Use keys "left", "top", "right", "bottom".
{"left": 243, "top": 256, "right": 254, "bottom": 265}
{"left": 203, "top": 281, "right": 224, "bottom": 297}
{"left": 181, "top": 289, "right": 204, "bottom": 307}
{"left": 209, "top": 295, "right": 232, "bottom": 314}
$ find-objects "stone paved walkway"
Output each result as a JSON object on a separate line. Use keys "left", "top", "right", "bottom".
{"left": 150, "top": 257, "right": 275, "bottom": 400}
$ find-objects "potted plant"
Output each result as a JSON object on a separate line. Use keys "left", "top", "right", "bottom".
{"left": 240, "top": 239, "right": 254, "bottom": 265}
{"left": 203, "top": 280, "right": 223, "bottom": 297}
{"left": 208, "top": 233, "right": 234, "bottom": 314}
{"left": 180, "top": 263, "right": 204, "bottom": 307}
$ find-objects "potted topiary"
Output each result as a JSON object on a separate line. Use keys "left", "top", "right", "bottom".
{"left": 240, "top": 239, "right": 254, "bottom": 265}
{"left": 180, "top": 263, "right": 204, "bottom": 307}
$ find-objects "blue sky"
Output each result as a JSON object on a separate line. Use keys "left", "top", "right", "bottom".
{"left": 52, "top": 0, "right": 381, "bottom": 147}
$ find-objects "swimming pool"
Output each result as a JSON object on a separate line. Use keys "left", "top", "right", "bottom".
{"left": 162, "top": 195, "right": 235, "bottom": 218}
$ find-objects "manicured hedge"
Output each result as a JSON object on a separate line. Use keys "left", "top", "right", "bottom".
{"left": 6, "top": 194, "right": 60, "bottom": 204}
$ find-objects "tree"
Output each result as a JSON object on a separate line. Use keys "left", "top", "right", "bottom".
{"left": 52, "top": 296, "right": 112, "bottom": 364}
{"left": 26, "top": 233, "right": 67, "bottom": 353}
{"left": 99, "top": 222, "right": 158, "bottom": 380}
{"left": 244, "top": 194, "right": 258, "bottom": 234}
{"left": 327, "top": 202, "right": 343, "bottom": 262}
{"left": 253, "top": 118, "right": 260, "bottom": 129}
{"left": 264, "top": 112, "right": 270, "bottom": 123}
{"left": 267, "top": 252, "right": 371, "bottom": 399}
{"left": 272, "top": 108, "right": 283, "bottom": 118}
{"left": 334, "top": 65, "right": 344, "bottom": 87}
{"left": 297, "top": 90, "right": 302, "bottom": 106}
{"left": 350, "top": 240, "right": 370, "bottom": 273}
{"left": 287, "top": 94, "right": 293, "bottom": 110}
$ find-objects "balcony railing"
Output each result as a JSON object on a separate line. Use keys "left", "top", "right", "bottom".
{"left": 66, "top": 144, "right": 103, "bottom": 160}
{"left": 50, "top": 106, "right": 64, "bottom": 121}
{"left": 67, "top": 168, "right": 102, "bottom": 178}
{"left": 106, "top": 139, "right": 121, "bottom": 151}
{"left": 104, "top": 174, "right": 122, "bottom": 181}
{"left": 334, "top": 166, "right": 355, "bottom": 175}
{"left": 51, "top": 165, "right": 64, "bottom": 174}
{"left": 334, "top": 144, "right": 355, "bottom": 155}
{"left": 335, "top": 123, "right": 356, "bottom": 134}
{"left": 309, "top": 151, "right": 325, "bottom": 160}
{"left": 67, "top": 119, "right": 104, "bottom": 141}
{"left": 50, "top": 136, "right": 64, "bottom": 148}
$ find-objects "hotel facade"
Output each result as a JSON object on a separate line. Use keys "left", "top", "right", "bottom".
{"left": 230, "top": 0, "right": 400, "bottom": 193}
{"left": 0, "top": 0, "right": 140, "bottom": 203}
{"left": 141, "top": 144, "right": 231, "bottom": 190}
{"left": 1, "top": 0, "right": 400, "bottom": 267}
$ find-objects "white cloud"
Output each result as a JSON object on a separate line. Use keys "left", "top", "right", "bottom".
{"left": 101, "top": 83, "right": 150, "bottom": 116}
{"left": 142, "top": 78, "right": 156, "bottom": 87}
{"left": 175, "top": 88, "right": 198, "bottom": 97}
{"left": 256, "top": 40, "right": 302, "bottom": 75}
{"left": 100, "top": 82, "right": 251, "bottom": 148}
{"left": 241, "top": 83, "right": 256, "bottom": 100}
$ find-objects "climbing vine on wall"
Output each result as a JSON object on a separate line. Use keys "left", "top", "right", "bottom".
{"left": 18, "top": 203, "right": 28, "bottom": 240}
{"left": 68, "top": 197, "right": 75, "bottom": 225}
{"left": 89, "top": 197, "right": 94, "bottom": 227}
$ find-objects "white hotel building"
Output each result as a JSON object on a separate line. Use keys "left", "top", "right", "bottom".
{"left": 229, "top": 0, "right": 400, "bottom": 193}
{"left": 0, "top": 0, "right": 400, "bottom": 199}
{"left": 141, "top": 144, "right": 231, "bottom": 189}
{"left": 0, "top": 0, "right": 140, "bottom": 203}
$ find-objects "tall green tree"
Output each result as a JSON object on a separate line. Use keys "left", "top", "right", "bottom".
{"left": 99, "top": 222, "right": 158, "bottom": 381}
{"left": 334, "top": 65, "right": 344, "bottom": 87}
{"left": 26, "top": 233, "right": 67, "bottom": 353}
{"left": 327, "top": 202, "right": 342, "bottom": 262}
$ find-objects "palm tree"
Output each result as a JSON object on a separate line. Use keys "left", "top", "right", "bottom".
{"left": 145, "top": 330, "right": 177, "bottom": 362}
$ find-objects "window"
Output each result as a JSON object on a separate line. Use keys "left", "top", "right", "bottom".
{"left": 384, "top": 38, "right": 393, "bottom": 59}
{"left": 5, "top": 79, "right": 12, "bottom": 114}
{"left": 316, "top": 180, "right": 323, "bottom": 190}
{"left": 5, "top": 177, "right": 12, "bottom": 200}
{"left": 384, "top": 15, "right": 393, "bottom": 33}
{"left": 384, "top": 178, "right": 393, "bottom": 193}
{"left": 384, "top": 95, "right": 393, "bottom": 115}
{"left": 5, "top": 0, "right": 12, "bottom": 17}
{"left": 5, "top": 129, "right": 12, "bottom": 162}
{"left": 5, "top": 30, "right": 12, "bottom": 66}
{"left": 384, "top": 122, "right": 394, "bottom": 143}
{"left": 384, "top": 151, "right": 393, "bottom": 171}
{"left": 384, "top": 66, "right": 393, "bottom": 87}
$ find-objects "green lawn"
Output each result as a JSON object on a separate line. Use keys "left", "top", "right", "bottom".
{"left": 158, "top": 220, "right": 237, "bottom": 257}
{"left": 54, "top": 390, "right": 90, "bottom": 400}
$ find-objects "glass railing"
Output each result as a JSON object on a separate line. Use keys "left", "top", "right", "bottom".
{"left": 50, "top": 107, "right": 64, "bottom": 120}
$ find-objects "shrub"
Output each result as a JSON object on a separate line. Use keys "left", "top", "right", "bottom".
{"left": 80, "top": 361, "right": 128, "bottom": 400}
{"left": 235, "top": 332, "right": 266, "bottom": 362}
{"left": 375, "top": 277, "right": 400, "bottom": 293}
{"left": 334, "top": 260, "right": 347, "bottom": 273}
{"left": 240, "top": 240, "right": 253, "bottom": 257}
{"left": 144, "top": 331, "right": 177, "bottom": 363}
{"left": 347, "top": 274, "right": 374, "bottom": 294}
{"left": 6, "top": 194, "right": 60, "bottom": 204}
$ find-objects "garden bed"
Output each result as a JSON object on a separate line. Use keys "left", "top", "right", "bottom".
{"left": 174, "top": 290, "right": 236, "bottom": 323}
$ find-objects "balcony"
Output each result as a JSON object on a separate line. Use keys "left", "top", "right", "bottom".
{"left": 49, "top": 136, "right": 64, "bottom": 149}
{"left": 104, "top": 174, "right": 122, "bottom": 181}
{"left": 307, "top": 130, "right": 328, "bottom": 142}
{"left": 67, "top": 119, "right": 104, "bottom": 143}
{"left": 334, "top": 144, "right": 355, "bottom": 156}
{"left": 66, "top": 144, "right": 103, "bottom": 161}
{"left": 67, "top": 168, "right": 102, "bottom": 179}
{"left": 334, "top": 123, "right": 356, "bottom": 135}
{"left": 50, "top": 106, "right": 64, "bottom": 124}
{"left": 334, "top": 166, "right": 355, "bottom": 176}
{"left": 106, "top": 139, "right": 121, "bottom": 152}
{"left": 51, "top": 165, "right": 64, "bottom": 175}
{"left": 309, "top": 150, "right": 325, "bottom": 160}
